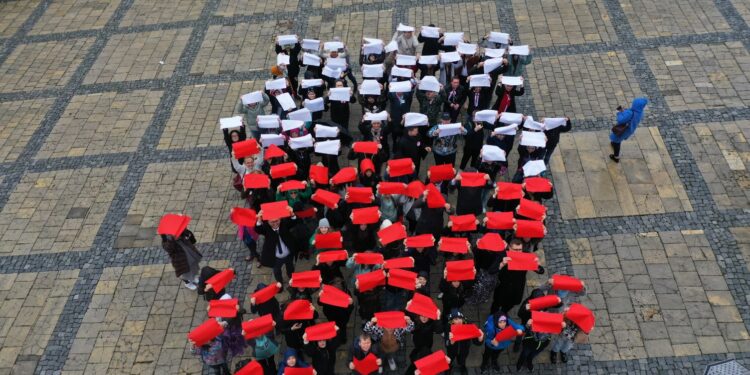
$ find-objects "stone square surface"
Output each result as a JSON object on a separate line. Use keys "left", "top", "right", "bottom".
{"left": 37, "top": 90, "right": 163, "bottom": 159}
{"left": 550, "top": 128, "right": 692, "bottom": 219}
{"left": 620, "top": 0, "right": 732, "bottom": 38}
{"left": 0, "top": 98, "right": 56, "bottom": 163}
{"left": 526, "top": 50, "right": 643, "bottom": 120}
{"left": 682, "top": 121, "right": 750, "bottom": 210}
{"left": 732, "top": 0, "right": 750, "bottom": 24}
{"left": 313, "top": 0, "right": 392, "bottom": 9}
{"left": 645, "top": 42, "right": 750, "bottom": 111}
{"left": 0, "top": 0, "right": 41, "bottom": 37}
{"left": 29, "top": 0, "right": 119, "bottom": 35}
{"left": 119, "top": 0, "right": 206, "bottom": 28}
{"left": 159, "top": 81, "right": 263, "bottom": 150}
{"left": 0, "top": 38, "right": 95, "bottom": 93}
{"left": 512, "top": 0, "right": 617, "bottom": 48}
{"left": 307, "top": 10, "right": 393, "bottom": 54}
{"left": 0, "top": 166, "right": 126, "bottom": 256}
{"left": 407, "top": 2, "right": 501, "bottom": 43}
{"left": 730, "top": 227, "right": 750, "bottom": 272}
{"left": 83, "top": 29, "right": 192, "bottom": 85}
{"left": 214, "top": 0, "right": 299, "bottom": 16}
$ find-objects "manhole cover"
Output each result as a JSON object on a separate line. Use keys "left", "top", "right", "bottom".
{"left": 704, "top": 360, "right": 750, "bottom": 375}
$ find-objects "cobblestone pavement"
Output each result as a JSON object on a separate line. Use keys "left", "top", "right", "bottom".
{"left": 0, "top": 0, "right": 748, "bottom": 374}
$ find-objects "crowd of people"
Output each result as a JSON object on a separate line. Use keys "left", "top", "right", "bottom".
{"left": 152, "top": 21, "right": 655, "bottom": 375}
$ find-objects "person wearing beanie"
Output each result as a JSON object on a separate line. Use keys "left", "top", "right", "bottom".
{"left": 309, "top": 218, "right": 333, "bottom": 256}
{"left": 445, "top": 309, "right": 483, "bottom": 375}
{"left": 358, "top": 159, "right": 381, "bottom": 192}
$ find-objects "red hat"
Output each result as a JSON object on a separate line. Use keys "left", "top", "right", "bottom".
{"left": 445, "top": 259, "right": 475, "bottom": 281}
{"left": 260, "top": 201, "right": 292, "bottom": 221}
{"left": 387, "top": 268, "right": 417, "bottom": 290}
{"left": 251, "top": 282, "right": 281, "bottom": 304}
{"left": 290, "top": 270, "right": 321, "bottom": 289}
{"left": 449, "top": 214, "right": 477, "bottom": 232}
{"left": 309, "top": 165, "right": 329, "bottom": 185}
{"left": 495, "top": 182, "right": 523, "bottom": 200}
{"left": 346, "top": 186, "right": 374, "bottom": 204}
{"left": 374, "top": 311, "right": 407, "bottom": 328}
{"left": 387, "top": 158, "right": 414, "bottom": 177}
{"left": 360, "top": 159, "right": 375, "bottom": 174}
{"left": 459, "top": 172, "right": 487, "bottom": 187}
{"left": 317, "top": 250, "right": 348, "bottom": 263}
{"left": 406, "top": 292, "right": 439, "bottom": 320}
{"left": 384, "top": 256, "right": 414, "bottom": 269}
{"left": 516, "top": 198, "right": 546, "bottom": 220}
{"left": 206, "top": 268, "right": 235, "bottom": 292}
{"left": 354, "top": 252, "right": 384, "bottom": 265}
{"left": 531, "top": 311, "right": 564, "bottom": 334}
{"left": 514, "top": 219, "right": 545, "bottom": 238}
{"left": 270, "top": 162, "right": 297, "bottom": 179}
{"left": 523, "top": 177, "right": 553, "bottom": 193}
{"left": 311, "top": 188, "right": 340, "bottom": 209}
{"left": 352, "top": 353, "right": 379, "bottom": 375}
{"left": 230, "top": 207, "right": 257, "bottom": 227}
{"left": 551, "top": 274, "right": 585, "bottom": 292}
{"left": 485, "top": 211, "right": 515, "bottom": 230}
{"left": 356, "top": 270, "right": 386, "bottom": 292}
{"left": 429, "top": 164, "right": 455, "bottom": 182}
{"left": 565, "top": 303, "right": 595, "bottom": 334}
{"left": 414, "top": 350, "right": 450, "bottom": 375}
{"left": 236, "top": 360, "right": 263, "bottom": 375}
{"left": 494, "top": 326, "right": 521, "bottom": 342}
{"left": 232, "top": 138, "right": 260, "bottom": 158}
{"left": 438, "top": 237, "right": 470, "bottom": 254}
{"left": 450, "top": 323, "right": 482, "bottom": 342}
{"left": 244, "top": 173, "right": 271, "bottom": 189}
{"left": 351, "top": 206, "right": 380, "bottom": 224}
{"left": 353, "top": 141, "right": 379, "bottom": 154}
{"left": 284, "top": 299, "right": 315, "bottom": 320}
{"left": 319, "top": 284, "right": 352, "bottom": 308}
{"left": 528, "top": 295, "right": 561, "bottom": 311}
{"left": 377, "top": 182, "right": 406, "bottom": 195}
{"left": 284, "top": 367, "right": 313, "bottom": 375}
{"left": 426, "top": 184, "right": 446, "bottom": 209}
{"left": 279, "top": 180, "right": 306, "bottom": 192}
{"left": 264, "top": 144, "right": 287, "bottom": 160}
{"left": 294, "top": 207, "right": 316, "bottom": 219}
{"left": 188, "top": 319, "right": 224, "bottom": 346}
{"left": 405, "top": 234, "right": 434, "bottom": 248}
{"left": 157, "top": 214, "right": 191, "bottom": 236}
{"left": 377, "top": 222, "right": 407, "bottom": 245}
{"left": 305, "top": 321, "right": 337, "bottom": 341}
{"left": 331, "top": 167, "right": 357, "bottom": 185}
{"left": 405, "top": 180, "right": 425, "bottom": 199}
{"left": 477, "top": 232, "right": 506, "bottom": 252}
{"left": 506, "top": 251, "right": 539, "bottom": 271}
{"left": 314, "top": 232, "right": 342, "bottom": 249}
{"left": 242, "top": 314, "right": 274, "bottom": 339}
{"left": 208, "top": 298, "right": 239, "bottom": 318}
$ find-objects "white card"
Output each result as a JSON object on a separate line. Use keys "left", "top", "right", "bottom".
{"left": 240, "top": 91, "right": 263, "bottom": 105}
{"left": 520, "top": 131, "right": 546, "bottom": 147}
{"left": 523, "top": 160, "right": 546, "bottom": 177}
{"left": 481, "top": 145, "right": 506, "bottom": 162}
{"left": 315, "top": 139, "right": 341, "bottom": 155}
{"left": 265, "top": 78, "right": 287, "bottom": 90}
{"left": 438, "top": 123, "right": 463, "bottom": 137}
{"left": 391, "top": 66, "right": 413, "bottom": 78}
{"left": 362, "top": 64, "right": 384, "bottom": 78}
{"left": 457, "top": 42, "right": 477, "bottom": 55}
{"left": 499, "top": 112, "right": 523, "bottom": 124}
{"left": 322, "top": 66, "right": 342, "bottom": 78}
{"left": 469, "top": 74, "right": 491, "bottom": 87}
{"left": 277, "top": 53, "right": 290, "bottom": 65}
{"left": 288, "top": 108, "right": 312, "bottom": 122}
{"left": 219, "top": 116, "right": 243, "bottom": 130}
{"left": 384, "top": 40, "right": 398, "bottom": 53}
{"left": 501, "top": 76, "right": 523, "bottom": 86}
{"left": 324, "top": 41, "right": 344, "bottom": 51}
{"left": 301, "top": 79, "right": 323, "bottom": 89}
{"left": 315, "top": 125, "right": 339, "bottom": 138}
{"left": 493, "top": 123, "right": 519, "bottom": 135}
{"left": 389, "top": 80, "right": 413, "bottom": 93}
{"left": 397, "top": 23, "right": 415, "bottom": 32}
{"left": 359, "top": 80, "right": 381, "bottom": 95}
{"left": 440, "top": 51, "right": 460, "bottom": 63}
{"left": 282, "top": 119, "right": 304, "bottom": 132}
{"left": 329, "top": 87, "right": 351, "bottom": 101}
{"left": 304, "top": 97, "right": 325, "bottom": 112}
{"left": 277, "top": 34, "right": 298, "bottom": 46}
{"left": 474, "top": 110, "right": 498, "bottom": 123}
{"left": 289, "top": 133, "right": 314, "bottom": 149}
{"left": 543, "top": 117, "right": 567, "bottom": 130}
{"left": 364, "top": 111, "right": 388, "bottom": 122}
{"left": 443, "top": 32, "right": 464, "bottom": 46}
{"left": 261, "top": 133, "right": 285, "bottom": 147}
{"left": 303, "top": 53, "right": 321, "bottom": 66}
{"left": 363, "top": 43, "right": 383, "bottom": 55}
{"left": 257, "top": 115, "right": 280, "bottom": 129}
{"left": 488, "top": 32, "right": 510, "bottom": 44}
{"left": 418, "top": 76, "right": 440, "bottom": 92}
{"left": 484, "top": 48, "right": 506, "bottom": 58}
{"left": 276, "top": 93, "right": 296, "bottom": 111}
{"left": 421, "top": 26, "right": 440, "bottom": 38}
{"left": 483, "top": 57, "right": 504, "bottom": 74}
{"left": 419, "top": 55, "right": 439, "bottom": 65}
{"left": 302, "top": 39, "right": 320, "bottom": 51}
{"left": 509, "top": 45, "right": 530, "bottom": 56}
{"left": 404, "top": 112, "right": 428, "bottom": 127}
{"left": 396, "top": 54, "right": 417, "bottom": 66}
{"left": 326, "top": 57, "right": 347, "bottom": 69}
{"left": 523, "top": 115, "right": 544, "bottom": 131}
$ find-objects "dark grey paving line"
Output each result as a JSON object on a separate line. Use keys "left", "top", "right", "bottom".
{"left": 0, "top": 87, "right": 63, "bottom": 102}
{"left": 185, "top": 69, "right": 271, "bottom": 85}
{"left": 26, "top": 152, "right": 135, "bottom": 173}
{"left": 0, "top": 250, "right": 88, "bottom": 274}
{"left": 715, "top": 0, "right": 750, "bottom": 51}
{"left": 705, "top": 227, "right": 750, "bottom": 334}
{"left": 0, "top": 0, "right": 52, "bottom": 65}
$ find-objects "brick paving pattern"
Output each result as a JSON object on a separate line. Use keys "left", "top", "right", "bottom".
{"left": 619, "top": 0, "right": 732, "bottom": 38}
{"left": 408, "top": 2, "right": 501, "bottom": 42}
{"left": 28, "top": 0, "right": 119, "bottom": 35}
{"left": 119, "top": 0, "right": 206, "bottom": 28}
{"left": 0, "top": 0, "right": 41, "bottom": 37}
{"left": 0, "top": 98, "right": 56, "bottom": 163}
{"left": 512, "top": 0, "right": 617, "bottom": 48}
{"left": 214, "top": 0, "right": 300, "bottom": 17}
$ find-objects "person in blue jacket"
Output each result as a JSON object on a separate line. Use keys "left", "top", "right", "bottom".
{"left": 277, "top": 348, "right": 310, "bottom": 375}
{"left": 609, "top": 97, "right": 648, "bottom": 163}
{"left": 480, "top": 311, "right": 524, "bottom": 371}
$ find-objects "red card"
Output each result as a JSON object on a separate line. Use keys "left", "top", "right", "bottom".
{"left": 485, "top": 211, "right": 515, "bottom": 230}
{"left": 270, "top": 162, "right": 297, "bottom": 179}
{"left": 284, "top": 299, "right": 314, "bottom": 320}
{"left": 429, "top": 164, "right": 455, "bottom": 182}
{"left": 309, "top": 165, "right": 329, "bottom": 185}
{"left": 279, "top": 180, "right": 306, "bottom": 192}
{"left": 531, "top": 311, "right": 564, "bottom": 334}
{"left": 284, "top": 367, "right": 313, "bottom": 375}
{"left": 514, "top": 219, "right": 545, "bottom": 238}
{"left": 494, "top": 326, "right": 519, "bottom": 342}
{"left": 233, "top": 139, "right": 261, "bottom": 158}
{"left": 242, "top": 314, "right": 274, "bottom": 339}
{"left": 295, "top": 207, "right": 316, "bottom": 218}
{"left": 450, "top": 323, "right": 482, "bottom": 341}
{"left": 405, "top": 180, "right": 425, "bottom": 199}
{"left": 236, "top": 360, "right": 263, "bottom": 375}
{"left": 354, "top": 252, "right": 384, "bottom": 265}
{"left": 506, "top": 251, "right": 539, "bottom": 271}
{"left": 264, "top": 144, "right": 286, "bottom": 160}
{"left": 377, "top": 182, "right": 406, "bottom": 195}
{"left": 496, "top": 182, "right": 523, "bottom": 200}
{"left": 290, "top": 270, "right": 321, "bottom": 289}
{"left": 230, "top": 207, "right": 257, "bottom": 227}
{"left": 426, "top": 183, "right": 446, "bottom": 209}
{"left": 188, "top": 319, "right": 224, "bottom": 346}
{"left": 477, "top": 232, "right": 506, "bottom": 252}
{"left": 317, "top": 250, "right": 348, "bottom": 263}
{"left": 319, "top": 284, "right": 352, "bottom": 308}
{"left": 551, "top": 274, "right": 584, "bottom": 292}
{"left": 450, "top": 214, "right": 477, "bottom": 232}
{"left": 516, "top": 198, "right": 546, "bottom": 220}
{"left": 315, "top": 232, "right": 343, "bottom": 249}
{"left": 206, "top": 268, "right": 235, "bottom": 292}
{"left": 528, "top": 295, "right": 561, "bottom": 310}
{"left": 353, "top": 353, "right": 379, "bottom": 375}
{"left": 405, "top": 234, "right": 434, "bottom": 248}
{"left": 347, "top": 186, "right": 374, "bottom": 204}
{"left": 406, "top": 292, "right": 439, "bottom": 320}
{"left": 305, "top": 321, "right": 337, "bottom": 341}
{"left": 459, "top": 172, "right": 487, "bottom": 187}
{"left": 445, "top": 260, "right": 475, "bottom": 281}
{"left": 208, "top": 298, "right": 239, "bottom": 318}
{"left": 352, "top": 206, "right": 380, "bottom": 224}
{"left": 251, "top": 283, "right": 281, "bottom": 304}
{"left": 384, "top": 256, "right": 414, "bottom": 269}
{"left": 377, "top": 223, "right": 407, "bottom": 245}
{"left": 387, "top": 268, "right": 417, "bottom": 290}
{"left": 388, "top": 158, "right": 414, "bottom": 177}
{"left": 375, "top": 311, "right": 407, "bottom": 328}
{"left": 260, "top": 201, "right": 292, "bottom": 221}
{"left": 439, "top": 237, "right": 470, "bottom": 254}
{"left": 523, "top": 177, "right": 553, "bottom": 193}
{"left": 565, "top": 303, "right": 595, "bottom": 334}
{"left": 357, "top": 270, "right": 386, "bottom": 292}
{"left": 244, "top": 173, "right": 271, "bottom": 189}
{"left": 157, "top": 214, "right": 191, "bottom": 236}
{"left": 415, "top": 351, "right": 450, "bottom": 375}
{"left": 311, "top": 188, "right": 340, "bottom": 208}
{"left": 353, "top": 141, "right": 379, "bottom": 154}
{"left": 331, "top": 167, "right": 357, "bottom": 185}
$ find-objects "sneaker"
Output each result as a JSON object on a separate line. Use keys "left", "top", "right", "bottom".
{"left": 388, "top": 358, "right": 396, "bottom": 371}
{"left": 609, "top": 154, "right": 620, "bottom": 163}
{"left": 437, "top": 292, "right": 444, "bottom": 299}
{"left": 183, "top": 281, "right": 197, "bottom": 291}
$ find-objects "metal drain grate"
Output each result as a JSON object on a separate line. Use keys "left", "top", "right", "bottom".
{"left": 704, "top": 360, "right": 750, "bottom": 375}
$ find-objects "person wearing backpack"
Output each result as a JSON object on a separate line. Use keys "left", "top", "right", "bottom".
{"left": 249, "top": 333, "right": 279, "bottom": 375}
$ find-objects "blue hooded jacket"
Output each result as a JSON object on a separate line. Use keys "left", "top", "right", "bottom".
{"left": 610, "top": 97, "right": 648, "bottom": 143}
{"left": 483, "top": 314, "right": 524, "bottom": 350}
{"left": 277, "top": 348, "right": 310, "bottom": 375}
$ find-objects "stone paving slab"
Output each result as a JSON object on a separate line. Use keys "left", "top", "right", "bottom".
{"left": 0, "top": 97, "right": 56, "bottom": 163}
{"left": 729, "top": 227, "right": 750, "bottom": 273}
{"left": 313, "top": 0, "right": 392, "bottom": 9}
{"left": 407, "top": 2, "right": 501, "bottom": 43}
{"left": 307, "top": 10, "right": 393, "bottom": 54}
{"left": 619, "top": 0, "right": 732, "bottom": 38}
{"left": 0, "top": 0, "right": 41, "bottom": 37}
{"left": 732, "top": 0, "right": 750, "bottom": 25}
{"left": 119, "top": 0, "right": 206, "bottom": 28}
{"left": 512, "top": 0, "right": 616, "bottom": 48}
{"left": 214, "top": 0, "right": 300, "bottom": 17}
{"left": 28, "top": 0, "right": 120, "bottom": 36}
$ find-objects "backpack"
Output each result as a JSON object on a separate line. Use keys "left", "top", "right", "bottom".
{"left": 380, "top": 329, "right": 399, "bottom": 353}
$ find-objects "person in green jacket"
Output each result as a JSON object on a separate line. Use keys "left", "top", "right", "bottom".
{"left": 235, "top": 91, "right": 271, "bottom": 139}
{"left": 506, "top": 52, "right": 532, "bottom": 77}
{"left": 275, "top": 183, "right": 312, "bottom": 209}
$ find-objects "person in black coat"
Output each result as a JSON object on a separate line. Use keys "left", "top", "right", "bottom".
{"left": 445, "top": 309, "right": 483, "bottom": 375}
{"left": 281, "top": 307, "right": 318, "bottom": 356}
{"left": 250, "top": 282, "right": 282, "bottom": 324}
{"left": 543, "top": 117, "right": 572, "bottom": 165}
{"left": 344, "top": 223, "right": 377, "bottom": 253}
{"left": 442, "top": 77, "right": 467, "bottom": 123}
{"left": 276, "top": 41, "right": 302, "bottom": 90}
{"left": 486, "top": 127, "right": 517, "bottom": 177}
{"left": 395, "top": 126, "right": 430, "bottom": 181}
{"left": 319, "top": 278, "right": 354, "bottom": 343}
{"left": 388, "top": 90, "right": 414, "bottom": 148}
{"left": 303, "top": 335, "right": 339, "bottom": 375}
{"left": 449, "top": 169, "right": 493, "bottom": 216}
{"left": 466, "top": 86, "right": 493, "bottom": 115}
{"left": 460, "top": 117, "right": 485, "bottom": 170}
{"left": 329, "top": 79, "right": 356, "bottom": 129}
{"left": 439, "top": 279, "right": 468, "bottom": 328}
{"left": 512, "top": 141, "right": 546, "bottom": 183}
{"left": 490, "top": 239, "right": 545, "bottom": 314}
{"left": 255, "top": 211, "right": 300, "bottom": 283}
{"left": 493, "top": 82, "right": 525, "bottom": 113}
{"left": 223, "top": 127, "right": 247, "bottom": 173}
{"left": 417, "top": 24, "right": 442, "bottom": 55}
{"left": 409, "top": 311, "right": 443, "bottom": 359}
